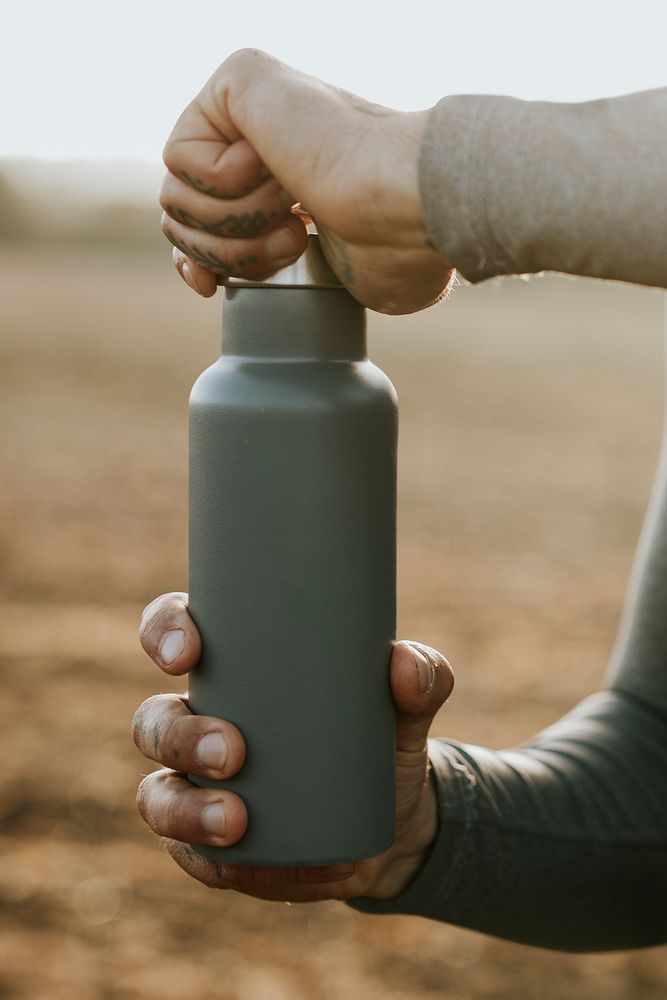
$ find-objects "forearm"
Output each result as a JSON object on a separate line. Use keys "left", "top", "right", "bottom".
{"left": 419, "top": 88, "right": 667, "bottom": 289}
{"left": 347, "top": 377, "right": 667, "bottom": 948}
{"left": 347, "top": 691, "right": 667, "bottom": 950}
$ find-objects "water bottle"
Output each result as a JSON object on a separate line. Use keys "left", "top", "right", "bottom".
{"left": 187, "top": 235, "right": 397, "bottom": 866}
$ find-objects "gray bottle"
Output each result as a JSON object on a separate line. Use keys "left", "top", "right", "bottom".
{"left": 187, "top": 236, "right": 397, "bottom": 867}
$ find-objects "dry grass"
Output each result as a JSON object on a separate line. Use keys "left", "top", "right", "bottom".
{"left": 1, "top": 240, "right": 665, "bottom": 999}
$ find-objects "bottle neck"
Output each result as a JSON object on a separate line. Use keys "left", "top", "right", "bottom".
{"left": 221, "top": 286, "right": 367, "bottom": 361}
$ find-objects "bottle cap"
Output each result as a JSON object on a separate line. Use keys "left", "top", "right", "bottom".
{"left": 226, "top": 233, "right": 342, "bottom": 290}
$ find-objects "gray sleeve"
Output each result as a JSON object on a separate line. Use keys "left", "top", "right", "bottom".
{"left": 417, "top": 89, "right": 667, "bottom": 289}
{"left": 347, "top": 691, "right": 667, "bottom": 950}
{"left": 346, "top": 455, "right": 667, "bottom": 951}
{"left": 346, "top": 93, "right": 667, "bottom": 949}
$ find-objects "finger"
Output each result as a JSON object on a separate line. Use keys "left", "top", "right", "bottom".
{"left": 172, "top": 205, "right": 310, "bottom": 292}
{"left": 161, "top": 211, "right": 308, "bottom": 281}
{"left": 164, "top": 92, "right": 270, "bottom": 201}
{"left": 131, "top": 693, "right": 246, "bottom": 780}
{"left": 165, "top": 839, "right": 360, "bottom": 900}
{"left": 390, "top": 640, "right": 454, "bottom": 753}
{"left": 173, "top": 248, "right": 218, "bottom": 298}
{"left": 139, "top": 592, "right": 201, "bottom": 676}
{"left": 136, "top": 769, "right": 247, "bottom": 847}
{"left": 161, "top": 172, "right": 295, "bottom": 239}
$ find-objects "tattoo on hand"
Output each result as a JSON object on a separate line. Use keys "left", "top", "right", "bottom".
{"left": 180, "top": 170, "right": 227, "bottom": 199}
{"left": 167, "top": 229, "right": 259, "bottom": 274}
{"left": 166, "top": 203, "right": 279, "bottom": 239}
{"left": 180, "top": 169, "right": 264, "bottom": 201}
{"left": 318, "top": 228, "right": 355, "bottom": 290}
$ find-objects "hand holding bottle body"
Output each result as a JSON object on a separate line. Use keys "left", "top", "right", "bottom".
{"left": 133, "top": 593, "right": 453, "bottom": 902}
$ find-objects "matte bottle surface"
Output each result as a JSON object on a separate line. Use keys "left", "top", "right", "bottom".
{"left": 188, "top": 286, "right": 397, "bottom": 866}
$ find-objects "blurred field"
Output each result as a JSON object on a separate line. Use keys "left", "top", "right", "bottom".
{"left": 1, "top": 172, "right": 666, "bottom": 998}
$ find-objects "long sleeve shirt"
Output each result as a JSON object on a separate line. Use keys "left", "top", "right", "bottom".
{"left": 346, "top": 88, "right": 667, "bottom": 951}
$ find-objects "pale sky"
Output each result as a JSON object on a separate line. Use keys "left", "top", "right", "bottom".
{"left": 3, "top": 0, "right": 666, "bottom": 162}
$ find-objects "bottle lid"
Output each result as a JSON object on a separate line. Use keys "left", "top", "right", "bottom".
{"left": 226, "top": 233, "right": 342, "bottom": 290}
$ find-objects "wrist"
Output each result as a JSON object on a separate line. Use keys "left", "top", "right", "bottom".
{"left": 367, "top": 761, "right": 439, "bottom": 901}
{"left": 363, "top": 109, "right": 432, "bottom": 249}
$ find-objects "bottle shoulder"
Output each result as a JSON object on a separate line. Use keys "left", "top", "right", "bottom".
{"left": 190, "top": 357, "right": 398, "bottom": 412}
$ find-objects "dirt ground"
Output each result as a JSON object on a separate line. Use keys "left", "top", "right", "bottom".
{"left": 1, "top": 242, "right": 666, "bottom": 999}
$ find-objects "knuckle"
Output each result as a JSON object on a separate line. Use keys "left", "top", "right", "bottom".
{"left": 131, "top": 700, "right": 151, "bottom": 751}
{"left": 144, "top": 693, "right": 167, "bottom": 715}
{"left": 158, "top": 174, "right": 176, "bottom": 210}
{"left": 131, "top": 695, "right": 180, "bottom": 761}
{"left": 226, "top": 46, "right": 265, "bottom": 69}
{"left": 137, "top": 769, "right": 179, "bottom": 832}
{"left": 131, "top": 695, "right": 171, "bottom": 754}
{"left": 160, "top": 171, "right": 178, "bottom": 198}
{"left": 162, "top": 138, "right": 179, "bottom": 171}
{"left": 139, "top": 596, "right": 160, "bottom": 631}
{"left": 139, "top": 593, "right": 188, "bottom": 655}
{"left": 138, "top": 626, "right": 155, "bottom": 660}
{"left": 135, "top": 772, "right": 155, "bottom": 820}
{"left": 140, "top": 593, "right": 177, "bottom": 629}
{"left": 155, "top": 713, "right": 179, "bottom": 766}
{"left": 163, "top": 783, "right": 187, "bottom": 834}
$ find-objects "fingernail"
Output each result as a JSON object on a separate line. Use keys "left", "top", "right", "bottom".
{"left": 202, "top": 801, "right": 226, "bottom": 837}
{"left": 159, "top": 628, "right": 185, "bottom": 666}
{"left": 197, "top": 732, "right": 228, "bottom": 771}
{"left": 180, "top": 260, "right": 204, "bottom": 296}
{"left": 266, "top": 226, "right": 299, "bottom": 259}
{"left": 412, "top": 646, "right": 435, "bottom": 694}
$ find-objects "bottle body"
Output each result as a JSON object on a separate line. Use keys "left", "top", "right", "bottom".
{"left": 188, "top": 286, "right": 397, "bottom": 866}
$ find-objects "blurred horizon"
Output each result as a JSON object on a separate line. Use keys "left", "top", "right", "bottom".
{"left": 0, "top": 157, "right": 164, "bottom": 251}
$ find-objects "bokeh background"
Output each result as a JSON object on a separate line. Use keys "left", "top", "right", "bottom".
{"left": 1, "top": 2, "right": 666, "bottom": 998}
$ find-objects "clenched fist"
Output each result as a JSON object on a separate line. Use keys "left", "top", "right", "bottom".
{"left": 160, "top": 48, "right": 453, "bottom": 314}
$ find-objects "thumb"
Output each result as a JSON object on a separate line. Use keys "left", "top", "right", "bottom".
{"left": 390, "top": 640, "right": 454, "bottom": 754}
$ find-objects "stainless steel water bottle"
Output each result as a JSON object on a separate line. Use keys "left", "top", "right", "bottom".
{"left": 187, "top": 235, "right": 397, "bottom": 866}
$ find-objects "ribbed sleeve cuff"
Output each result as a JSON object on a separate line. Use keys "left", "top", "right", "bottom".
{"left": 417, "top": 89, "right": 667, "bottom": 289}
{"left": 417, "top": 94, "right": 513, "bottom": 284}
